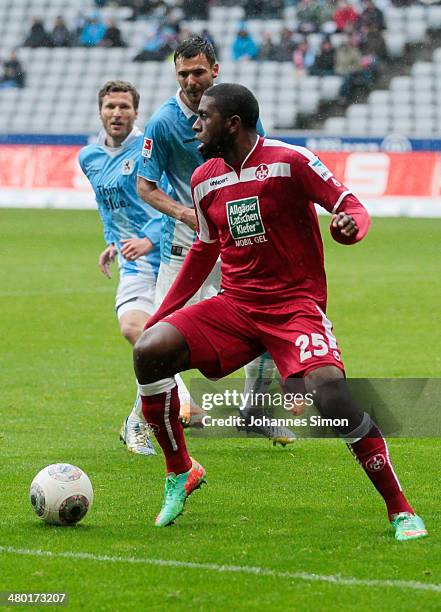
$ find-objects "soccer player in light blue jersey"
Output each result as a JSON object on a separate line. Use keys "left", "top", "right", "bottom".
{"left": 79, "top": 80, "right": 162, "bottom": 456}
{"left": 136, "top": 38, "right": 295, "bottom": 443}
{"left": 137, "top": 37, "right": 219, "bottom": 303}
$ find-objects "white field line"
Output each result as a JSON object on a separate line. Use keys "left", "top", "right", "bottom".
{"left": 1, "top": 546, "right": 440, "bottom": 594}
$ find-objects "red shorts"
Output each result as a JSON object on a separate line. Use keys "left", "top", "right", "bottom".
{"left": 163, "top": 294, "right": 345, "bottom": 381}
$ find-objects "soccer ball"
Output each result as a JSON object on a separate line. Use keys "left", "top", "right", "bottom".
{"left": 29, "top": 463, "right": 93, "bottom": 526}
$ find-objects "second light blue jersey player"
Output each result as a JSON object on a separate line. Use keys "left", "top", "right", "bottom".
{"left": 138, "top": 93, "right": 199, "bottom": 264}
{"left": 79, "top": 112, "right": 164, "bottom": 466}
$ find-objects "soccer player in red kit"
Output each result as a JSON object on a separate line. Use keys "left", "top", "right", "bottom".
{"left": 133, "top": 83, "right": 427, "bottom": 540}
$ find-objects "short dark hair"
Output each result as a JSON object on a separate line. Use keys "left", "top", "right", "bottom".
{"left": 174, "top": 36, "right": 217, "bottom": 66}
{"left": 203, "top": 83, "right": 259, "bottom": 129}
{"left": 98, "top": 80, "right": 140, "bottom": 111}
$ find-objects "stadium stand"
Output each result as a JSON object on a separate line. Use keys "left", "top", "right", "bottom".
{"left": 325, "top": 49, "right": 441, "bottom": 135}
{"left": 1, "top": 0, "right": 441, "bottom": 134}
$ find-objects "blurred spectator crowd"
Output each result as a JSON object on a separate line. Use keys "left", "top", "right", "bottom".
{"left": 229, "top": 0, "right": 389, "bottom": 102}
{"left": 23, "top": 14, "right": 127, "bottom": 49}
{"left": 0, "top": 0, "right": 417, "bottom": 104}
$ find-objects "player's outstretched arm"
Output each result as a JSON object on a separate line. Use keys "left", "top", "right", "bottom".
{"left": 146, "top": 239, "right": 220, "bottom": 329}
{"left": 330, "top": 194, "right": 371, "bottom": 245}
{"left": 137, "top": 176, "right": 197, "bottom": 230}
{"left": 98, "top": 244, "right": 117, "bottom": 278}
{"left": 294, "top": 150, "right": 370, "bottom": 246}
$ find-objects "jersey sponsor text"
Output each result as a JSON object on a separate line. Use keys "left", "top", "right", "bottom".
{"left": 227, "top": 196, "right": 265, "bottom": 242}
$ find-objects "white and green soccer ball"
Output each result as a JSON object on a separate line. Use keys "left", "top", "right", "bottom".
{"left": 29, "top": 463, "right": 93, "bottom": 526}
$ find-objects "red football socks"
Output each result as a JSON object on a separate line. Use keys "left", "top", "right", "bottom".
{"left": 140, "top": 385, "right": 192, "bottom": 475}
{"left": 348, "top": 423, "right": 414, "bottom": 519}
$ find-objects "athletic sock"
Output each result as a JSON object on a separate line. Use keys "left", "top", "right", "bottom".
{"left": 138, "top": 377, "right": 191, "bottom": 475}
{"left": 175, "top": 373, "right": 204, "bottom": 424}
{"left": 175, "top": 374, "right": 191, "bottom": 406}
{"left": 130, "top": 388, "right": 144, "bottom": 420}
{"left": 241, "top": 353, "right": 276, "bottom": 415}
{"left": 347, "top": 423, "right": 414, "bottom": 519}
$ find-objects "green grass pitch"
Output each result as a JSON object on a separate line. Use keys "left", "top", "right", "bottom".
{"left": 1, "top": 209, "right": 440, "bottom": 610}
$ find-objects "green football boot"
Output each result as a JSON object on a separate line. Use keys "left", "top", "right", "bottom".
{"left": 391, "top": 512, "right": 428, "bottom": 541}
{"left": 155, "top": 458, "right": 206, "bottom": 527}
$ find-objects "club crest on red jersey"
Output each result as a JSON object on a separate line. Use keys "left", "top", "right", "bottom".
{"left": 365, "top": 454, "right": 386, "bottom": 472}
{"left": 142, "top": 137, "right": 153, "bottom": 158}
{"left": 255, "top": 164, "right": 269, "bottom": 181}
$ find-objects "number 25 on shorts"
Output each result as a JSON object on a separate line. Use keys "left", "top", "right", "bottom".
{"left": 295, "top": 333, "right": 329, "bottom": 363}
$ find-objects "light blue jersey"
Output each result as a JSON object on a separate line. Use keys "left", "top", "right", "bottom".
{"left": 79, "top": 127, "right": 162, "bottom": 279}
{"left": 137, "top": 92, "right": 199, "bottom": 263}
{"left": 138, "top": 90, "right": 265, "bottom": 263}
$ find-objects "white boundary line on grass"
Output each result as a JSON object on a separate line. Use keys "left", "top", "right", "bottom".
{"left": 1, "top": 546, "right": 440, "bottom": 594}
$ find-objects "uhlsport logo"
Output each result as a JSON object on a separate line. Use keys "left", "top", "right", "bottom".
{"left": 255, "top": 164, "right": 269, "bottom": 181}
{"left": 210, "top": 176, "right": 229, "bottom": 187}
{"left": 226, "top": 196, "right": 266, "bottom": 245}
{"left": 308, "top": 157, "right": 333, "bottom": 181}
{"left": 365, "top": 454, "right": 386, "bottom": 472}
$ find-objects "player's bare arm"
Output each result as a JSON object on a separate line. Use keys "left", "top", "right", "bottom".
{"left": 137, "top": 176, "right": 197, "bottom": 230}
{"left": 120, "top": 237, "right": 153, "bottom": 261}
{"left": 98, "top": 244, "right": 117, "bottom": 278}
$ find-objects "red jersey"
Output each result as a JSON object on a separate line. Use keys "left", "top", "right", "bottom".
{"left": 191, "top": 137, "right": 369, "bottom": 312}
